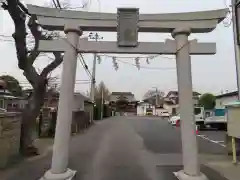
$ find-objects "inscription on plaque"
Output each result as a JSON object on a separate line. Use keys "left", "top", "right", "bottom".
{"left": 117, "top": 8, "right": 139, "bottom": 47}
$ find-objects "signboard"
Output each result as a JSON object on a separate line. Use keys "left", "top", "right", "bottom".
{"left": 227, "top": 106, "right": 240, "bottom": 138}
{"left": 117, "top": 8, "right": 139, "bottom": 47}
{"left": 235, "top": 1, "right": 240, "bottom": 44}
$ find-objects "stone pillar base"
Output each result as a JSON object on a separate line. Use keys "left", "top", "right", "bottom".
{"left": 40, "top": 169, "right": 76, "bottom": 180}
{"left": 174, "top": 170, "right": 208, "bottom": 180}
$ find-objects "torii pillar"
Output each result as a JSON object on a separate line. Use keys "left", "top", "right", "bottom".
{"left": 172, "top": 27, "right": 207, "bottom": 180}
{"left": 41, "top": 24, "right": 82, "bottom": 180}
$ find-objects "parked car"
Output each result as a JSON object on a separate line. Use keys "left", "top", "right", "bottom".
{"left": 169, "top": 115, "right": 180, "bottom": 125}
{"left": 160, "top": 111, "right": 170, "bottom": 118}
{"left": 146, "top": 112, "right": 153, "bottom": 115}
{"left": 0, "top": 108, "right": 7, "bottom": 113}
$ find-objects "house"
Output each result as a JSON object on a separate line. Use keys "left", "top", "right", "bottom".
{"left": 137, "top": 101, "right": 155, "bottom": 116}
{"left": 163, "top": 98, "right": 179, "bottom": 115}
{"left": 21, "top": 88, "right": 93, "bottom": 113}
{"left": 109, "top": 92, "right": 138, "bottom": 114}
{"left": 73, "top": 93, "right": 93, "bottom": 114}
{"left": 0, "top": 80, "right": 21, "bottom": 111}
{"left": 43, "top": 90, "right": 93, "bottom": 112}
{"left": 163, "top": 90, "right": 201, "bottom": 115}
{"left": 165, "top": 91, "right": 201, "bottom": 105}
{"left": 215, "top": 91, "right": 238, "bottom": 109}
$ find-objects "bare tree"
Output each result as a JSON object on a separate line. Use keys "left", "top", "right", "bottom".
{"left": 143, "top": 89, "right": 165, "bottom": 106}
{"left": 1, "top": 1, "right": 63, "bottom": 155}
{"left": 95, "top": 81, "right": 110, "bottom": 101}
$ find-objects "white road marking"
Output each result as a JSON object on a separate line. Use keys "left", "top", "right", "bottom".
{"left": 173, "top": 172, "right": 178, "bottom": 178}
{"left": 197, "top": 134, "right": 226, "bottom": 147}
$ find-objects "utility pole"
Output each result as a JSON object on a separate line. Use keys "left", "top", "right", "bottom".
{"left": 100, "top": 87, "right": 104, "bottom": 120}
{"left": 232, "top": 0, "right": 240, "bottom": 99}
{"left": 89, "top": 32, "right": 103, "bottom": 121}
{"left": 152, "top": 87, "right": 158, "bottom": 115}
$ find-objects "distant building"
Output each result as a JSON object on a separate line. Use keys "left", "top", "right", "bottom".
{"left": 109, "top": 92, "right": 138, "bottom": 115}
{"left": 110, "top": 92, "right": 136, "bottom": 102}
{"left": 165, "top": 91, "right": 201, "bottom": 105}
{"left": 137, "top": 102, "right": 155, "bottom": 116}
{"left": 44, "top": 90, "right": 93, "bottom": 112}
{"left": 0, "top": 80, "right": 20, "bottom": 111}
{"left": 163, "top": 90, "right": 201, "bottom": 115}
{"left": 215, "top": 91, "right": 238, "bottom": 109}
{"left": 20, "top": 89, "right": 93, "bottom": 113}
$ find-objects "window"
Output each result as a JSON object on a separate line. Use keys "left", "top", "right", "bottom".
{"left": 194, "top": 108, "right": 201, "bottom": 115}
{"left": 0, "top": 99, "right": 4, "bottom": 109}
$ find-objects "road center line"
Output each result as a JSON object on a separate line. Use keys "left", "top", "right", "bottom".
{"left": 197, "top": 134, "right": 226, "bottom": 148}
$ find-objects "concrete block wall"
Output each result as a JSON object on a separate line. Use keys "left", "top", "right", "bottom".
{"left": 0, "top": 112, "right": 21, "bottom": 169}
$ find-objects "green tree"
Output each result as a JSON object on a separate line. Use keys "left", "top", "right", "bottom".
{"left": 0, "top": 75, "right": 23, "bottom": 96}
{"left": 199, "top": 93, "right": 216, "bottom": 110}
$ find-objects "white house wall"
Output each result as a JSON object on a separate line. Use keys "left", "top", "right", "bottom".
{"left": 137, "top": 106, "right": 145, "bottom": 116}
{"left": 137, "top": 103, "right": 156, "bottom": 116}
{"left": 72, "top": 96, "right": 85, "bottom": 111}
{"left": 163, "top": 104, "right": 179, "bottom": 115}
{"left": 215, "top": 95, "right": 238, "bottom": 109}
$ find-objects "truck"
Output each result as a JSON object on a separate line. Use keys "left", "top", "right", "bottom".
{"left": 171, "top": 107, "right": 205, "bottom": 128}
{"left": 194, "top": 106, "right": 205, "bottom": 128}
{"left": 204, "top": 109, "right": 227, "bottom": 130}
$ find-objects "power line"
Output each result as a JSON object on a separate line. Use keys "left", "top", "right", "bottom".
{"left": 52, "top": 0, "right": 62, "bottom": 9}
{"left": 78, "top": 54, "right": 92, "bottom": 78}
{"left": 116, "top": 59, "right": 175, "bottom": 70}
{"left": 55, "top": 0, "right": 62, "bottom": 9}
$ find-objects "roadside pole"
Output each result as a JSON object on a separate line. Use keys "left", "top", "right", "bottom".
{"left": 230, "top": 0, "right": 240, "bottom": 160}
{"left": 152, "top": 87, "right": 158, "bottom": 115}
{"left": 89, "top": 32, "right": 103, "bottom": 122}
{"left": 100, "top": 87, "right": 104, "bottom": 120}
{"left": 232, "top": 0, "right": 240, "bottom": 99}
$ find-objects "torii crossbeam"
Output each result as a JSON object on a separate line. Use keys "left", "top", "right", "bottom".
{"left": 38, "top": 39, "right": 216, "bottom": 55}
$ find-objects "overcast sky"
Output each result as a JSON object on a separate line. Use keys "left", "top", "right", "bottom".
{"left": 0, "top": 0, "right": 237, "bottom": 99}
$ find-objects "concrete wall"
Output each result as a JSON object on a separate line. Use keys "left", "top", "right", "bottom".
{"left": 72, "top": 95, "right": 84, "bottom": 112}
{"left": 215, "top": 95, "right": 238, "bottom": 109}
{"left": 72, "top": 111, "right": 90, "bottom": 133}
{"left": 0, "top": 112, "right": 21, "bottom": 169}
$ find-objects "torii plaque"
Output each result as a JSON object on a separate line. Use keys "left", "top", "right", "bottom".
{"left": 27, "top": 4, "right": 227, "bottom": 180}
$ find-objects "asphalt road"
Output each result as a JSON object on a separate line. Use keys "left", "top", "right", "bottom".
{"left": 2, "top": 116, "right": 228, "bottom": 180}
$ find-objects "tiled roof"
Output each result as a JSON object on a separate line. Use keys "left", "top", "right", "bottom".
{"left": 110, "top": 93, "right": 136, "bottom": 102}
{"left": 165, "top": 91, "right": 201, "bottom": 97}
{"left": 215, "top": 91, "right": 238, "bottom": 98}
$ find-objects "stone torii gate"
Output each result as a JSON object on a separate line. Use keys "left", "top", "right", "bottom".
{"left": 27, "top": 5, "right": 227, "bottom": 180}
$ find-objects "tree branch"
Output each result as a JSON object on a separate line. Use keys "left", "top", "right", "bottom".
{"left": 5, "top": 0, "right": 63, "bottom": 88}
{"left": 6, "top": 0, "right": 28, "bottom": 70}
{"left": 27, "top": 15, "right": 41, "bottom": 65}
{"left": 41, "top": 52, "right": 63, "bottom": 78}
